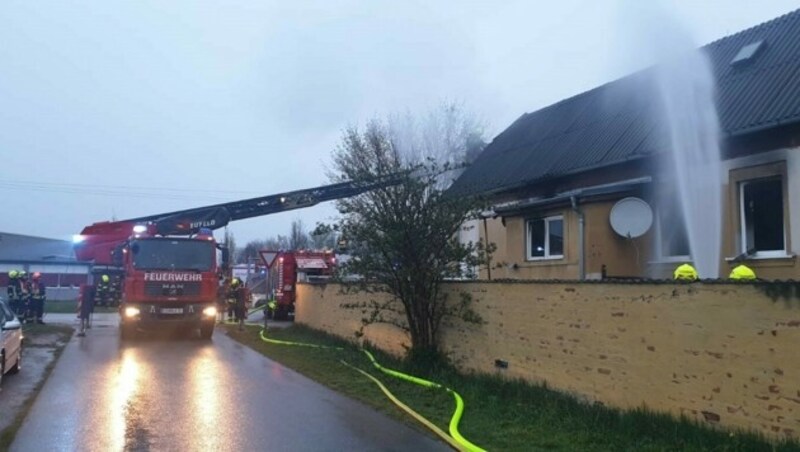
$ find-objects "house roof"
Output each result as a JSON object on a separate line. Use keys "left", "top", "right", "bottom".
{"left": 0, "top": 232, "right": 79, "bottom": 264}
{"left": 451, "top": 8, "right": 800, "bottom": 197}
{"left": 492, "top": 177, "right": 652, "bottom": 216}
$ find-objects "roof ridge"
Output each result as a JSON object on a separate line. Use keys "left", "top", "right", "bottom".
{"left": 522, "top": 8, "right": 800, "bottom": 120}
{"left": 0, "top": 232, "right": 67, "bottom": 243}
{"left": 452, "top": 8, "right": 800, "bottom": 197}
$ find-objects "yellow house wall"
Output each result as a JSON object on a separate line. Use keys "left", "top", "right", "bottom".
{"left": 297, "top": 281, "right": 800, "bottom": 439}
{"left": 482, "top": 202, "right": 652, "bottom": 280}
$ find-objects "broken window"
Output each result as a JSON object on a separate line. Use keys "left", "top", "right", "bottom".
{"left": 740, "top": 177, "right": 784, "bottom": 256}
{"left": 527, "top": 216, "right": 563, "bottom": 260}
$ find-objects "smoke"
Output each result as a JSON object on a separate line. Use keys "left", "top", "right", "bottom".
{"left": 385, "top": 101, "right": 486, "bottom": 175}
{"left": 379, "top": 101, "right": 487, "bottom": 190}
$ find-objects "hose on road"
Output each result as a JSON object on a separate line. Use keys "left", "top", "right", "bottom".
{"left": 255, "top": 326, "right": 485, "bottom": 452}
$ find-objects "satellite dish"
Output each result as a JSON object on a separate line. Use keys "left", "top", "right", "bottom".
{"left": 610, "top": 197, "right": 653, "bottom": 238}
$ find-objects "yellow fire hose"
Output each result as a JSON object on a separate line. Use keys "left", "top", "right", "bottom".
{"left": 254, "top": 326, "right": 485, "bottom": 452}
{"left": 339, "top": 359, "right": 465, "bottom": 451}
{"left": 359, "top": 349, "right": 483, "bottom": 452}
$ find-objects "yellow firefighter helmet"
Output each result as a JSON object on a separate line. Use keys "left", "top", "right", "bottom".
{"left": 729, "top": 264, "right": 756, "bottom": 281}
{"left": 673, "top": 263, "right": 698, "bottom": 281}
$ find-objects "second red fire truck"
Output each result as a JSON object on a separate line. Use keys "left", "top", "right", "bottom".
{"left": 259, "top": 250, "right": 337, "bottom": 320}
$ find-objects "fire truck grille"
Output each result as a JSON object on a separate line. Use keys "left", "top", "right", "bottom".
{"left": 144, "top": 282, "right": 202, "bottom": 297}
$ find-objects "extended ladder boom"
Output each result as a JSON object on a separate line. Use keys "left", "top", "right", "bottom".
{"left": 75, "top": 176, "right": 399, "bottom": 264}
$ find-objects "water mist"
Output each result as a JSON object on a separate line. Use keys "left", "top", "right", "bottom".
{"left": 653, "top": 39, "right": 723, "bottom": 279}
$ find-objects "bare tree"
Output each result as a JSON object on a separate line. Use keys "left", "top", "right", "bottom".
{"left": 386, "top": 101, "right": 486, "bottom": 183}
{"left": 331, "top": 115, "right": 491, "bottom": 360}
{"left": 289, "top": 219, "right": 310, "bottom": 250}
{"left": 223, "top": 228, "right": 237, "bottom": 262}
{"left": 310, "top": 222, "right": 338, "bottom": 250}
{"left": 237, "top": 239, "right": 267, "bottom": 264}
{"left": 264, "top": 235, "right": 290, "bottom": 251}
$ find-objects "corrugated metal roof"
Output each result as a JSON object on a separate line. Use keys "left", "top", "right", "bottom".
{"left": 493, "top": 177, "right": 652, "bottom": 215}
{"left": 452, "top": 8, "right": 800, "bottom": 196}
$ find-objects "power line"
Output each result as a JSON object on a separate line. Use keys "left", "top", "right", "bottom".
{"left": 0, "top": 178, "right": 274, "bottom": 201}
{"left": 0, "top": 178, "right": 266, "bottom": 195}
{"left": 0, "top": 182, "right": 234, "bottom": 201}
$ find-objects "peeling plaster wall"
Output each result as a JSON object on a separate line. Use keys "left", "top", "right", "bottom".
{"left": 297, "top": 281, "right": 800, "bottom": 439}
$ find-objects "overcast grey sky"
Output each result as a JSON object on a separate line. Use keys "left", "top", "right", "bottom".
{"left": 1, "top": 0, "right": 797, "bottom": 246}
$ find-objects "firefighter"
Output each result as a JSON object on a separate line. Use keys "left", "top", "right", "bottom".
{"left": 77, "top": 283, "right": 95, "bottom": 337}
{"left": 729, "top": 264, "right": 756, "bottom": 281}
{"left": 109, "top": 275, "right": 122, "bottom": 308}
{"left": 30, "top": 272, "right": 46, "bottom": 324}
{"left": 216, "top": 278, "right": 227, "bottom": 324}
{"left": 7, "top": 270, "right": 21, "bottom": 317}
{"left": 18, "top": 271, "right": 31, "bottom": 323}
{"left": 673, "top": 263, "right": 698, "bottom": 281}
{"left": 228, "top": 277, "right": 247, "bottom": 331}
{"left": 96, "top": 274, "right": 111, "bottom": 307}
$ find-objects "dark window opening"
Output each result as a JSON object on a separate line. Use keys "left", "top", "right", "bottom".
{"left": 658, "top": 197, "right": 690, "bottom": 257}
{"left": 527, "top": 216, "right": 564, "bottom": 260}
{"left": 741, "top": 178, "right": 784, "bottom": 253}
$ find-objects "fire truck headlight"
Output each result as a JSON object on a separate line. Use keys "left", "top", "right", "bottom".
{"left": 124, "top": 307, "right": 141, "bottom": 318}
{"left": 132, "top": 225, "right": 147, "bottom": 234}
{"left": 202, "top": 306, "right": 218, "bottom": 317}
{"left": 72, "top": 235, "right": 85, "bottom": 244}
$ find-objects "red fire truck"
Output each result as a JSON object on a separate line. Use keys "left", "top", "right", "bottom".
{"left": 74, "top": 178, "right": 397, "bottom": 339}
{"left": 76, "top": 221, "right": 227, "bottom": 339}
{"left": 260, "top": 250, "right": 336, "bottom": 320}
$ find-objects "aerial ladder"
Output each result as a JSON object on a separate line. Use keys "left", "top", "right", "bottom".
{"left": 72, "top": 177, "right": 397, "bottom": 338}
{"left": 74, "top": 177, "right": 397, "bottom": 264}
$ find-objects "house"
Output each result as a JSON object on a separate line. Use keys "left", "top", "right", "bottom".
{"left": 0, "top": 232, "right": 90, "bottom": 300}
{"left": 450, "top": 9, "right": 800, "bottom": 280}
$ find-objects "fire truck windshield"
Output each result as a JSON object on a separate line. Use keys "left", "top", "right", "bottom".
{"left": 131, "top": 239, "right": 214, "bottom": 271}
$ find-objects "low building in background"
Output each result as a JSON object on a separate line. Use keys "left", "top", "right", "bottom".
{"left": 0, "top": 232, "right": 90, "bottom": 300}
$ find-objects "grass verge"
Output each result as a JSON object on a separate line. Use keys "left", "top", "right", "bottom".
{"left": 225, "top": 324, "right": 800, "bottom": 452}
{"left": 45, "top": 301, "right": 116, "bottom": 314}
{"left": 0, "top": 325, "right": 73, "bottom": 451}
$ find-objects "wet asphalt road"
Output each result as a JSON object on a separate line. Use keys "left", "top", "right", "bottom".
{"left": 11, "top": 322, "right": 448, "bottom": 452}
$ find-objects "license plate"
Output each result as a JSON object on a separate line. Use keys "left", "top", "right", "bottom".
{"left": 161, "top": 308, "right": 183, "bottom": 314}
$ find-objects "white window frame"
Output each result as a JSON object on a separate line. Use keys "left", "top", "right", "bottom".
{"left": 526, "top": 215, "right": 564, "bottom": 261}
{"left": 739, "top": 178, "right": 787, "bottom": 258}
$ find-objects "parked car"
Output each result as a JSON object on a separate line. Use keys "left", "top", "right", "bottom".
{"left": 0, "top": 298, "right": 23, "bottom": 387}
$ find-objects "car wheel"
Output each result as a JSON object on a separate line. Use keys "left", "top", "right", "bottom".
{"left": 8, "top": 346, "right": 21, "bottom": 374}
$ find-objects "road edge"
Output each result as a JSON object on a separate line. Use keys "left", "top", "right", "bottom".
{"left": 0, "top": 327, "right": 74, "bottom": 451}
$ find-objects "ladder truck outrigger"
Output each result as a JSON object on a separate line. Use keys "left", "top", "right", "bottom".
{"left": 73, "top": 178, "right": 395, "bottom": 340}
